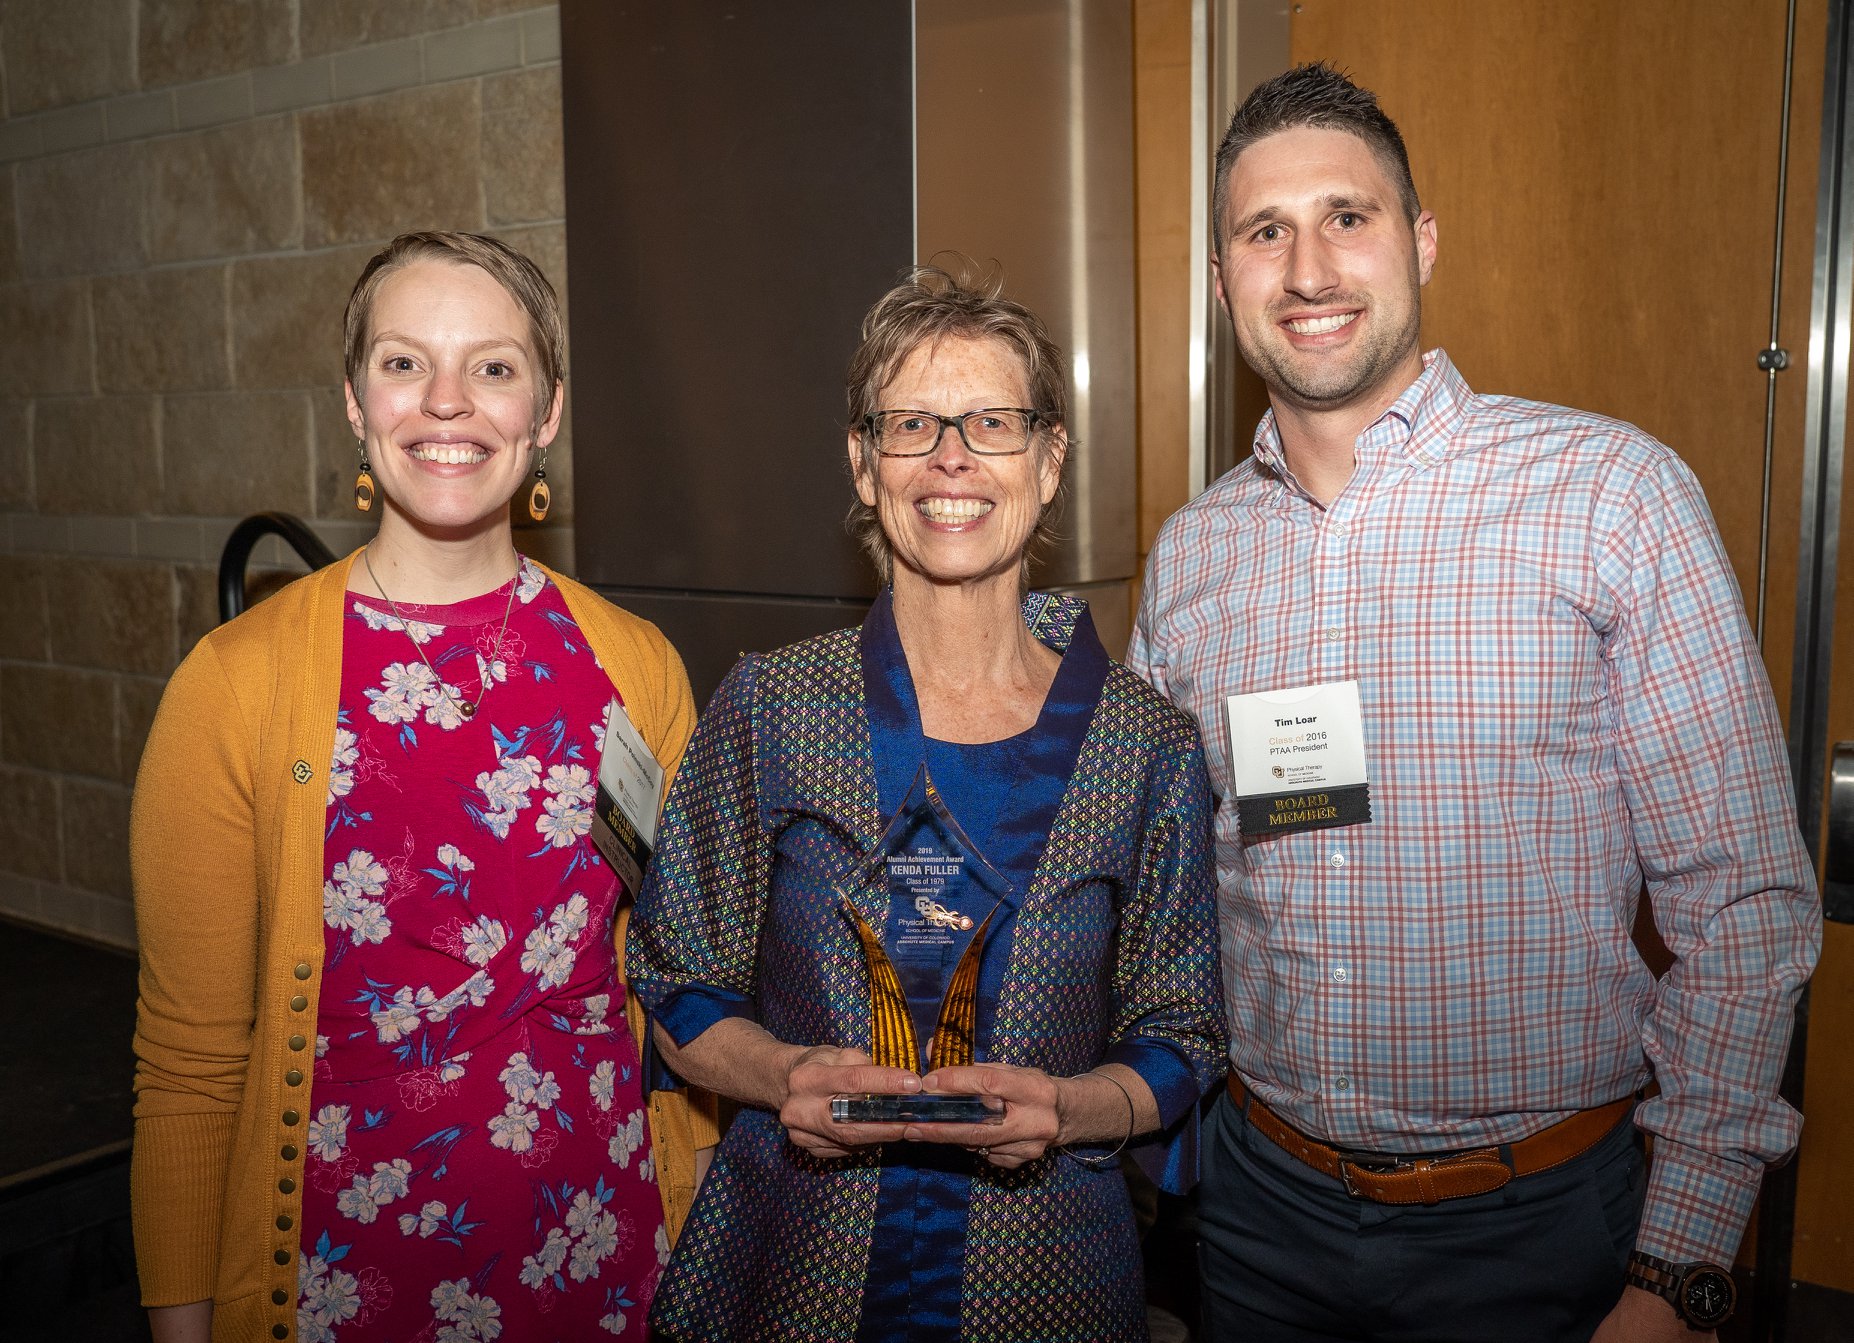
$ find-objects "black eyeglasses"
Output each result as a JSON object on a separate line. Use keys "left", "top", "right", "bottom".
{"left": 863, "top": 407, "right": 1047, "bottom": 457}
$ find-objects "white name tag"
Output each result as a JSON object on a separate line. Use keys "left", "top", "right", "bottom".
{"left": 1225, "top": 680, "right": 1372, "bottom": 836}
{"left": 591, "top": 697, "right": 665, "bottom": 898}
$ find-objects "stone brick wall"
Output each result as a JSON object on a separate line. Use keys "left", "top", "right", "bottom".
{"left": 0, "top": 0, "right": 575, "bottom": 948}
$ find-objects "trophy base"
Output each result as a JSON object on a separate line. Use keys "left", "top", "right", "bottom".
{"left": 830, "top": 1093, "right": 1004, "bottom": 1124}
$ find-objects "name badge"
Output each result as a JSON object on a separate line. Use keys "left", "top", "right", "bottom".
{"left": 591, "top": 698, "right": 665, "bottom": 899}
{"left": 1226, "top": 680, "right": 1372, "bottom": 837}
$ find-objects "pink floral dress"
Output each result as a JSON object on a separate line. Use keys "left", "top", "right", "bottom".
{"left": 299, "top": 558, "right": 662, "bottom": 1342}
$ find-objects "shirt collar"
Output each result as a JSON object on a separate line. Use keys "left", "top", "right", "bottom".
{"left": 1249, "top": 348, "right": 1471, "bottom": 480}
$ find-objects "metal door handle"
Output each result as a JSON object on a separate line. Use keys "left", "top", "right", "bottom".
{"left": 1828, "top": 741, "right": 1854, "bottom": 923}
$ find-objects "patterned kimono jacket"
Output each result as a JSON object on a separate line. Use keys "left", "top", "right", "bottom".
{"left": 627, "top": 592, "right": 1228, "bottom": 1342}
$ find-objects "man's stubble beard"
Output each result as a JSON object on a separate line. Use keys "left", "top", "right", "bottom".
{"left": 1235, "top": 269, "right": 1425, "bottom": 413}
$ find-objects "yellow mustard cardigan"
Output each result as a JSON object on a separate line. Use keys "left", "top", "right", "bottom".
{"left": 129, "top": 552, "right": 715, "bottom": 1341}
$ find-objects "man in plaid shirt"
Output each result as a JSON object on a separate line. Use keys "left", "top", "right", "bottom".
{"left": 1129, "top": 64, "right": 1820, "bottom": 1341}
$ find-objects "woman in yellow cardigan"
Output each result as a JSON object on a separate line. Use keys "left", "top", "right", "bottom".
{"left": 131, "top": 232, "right": 709, "bottom": 1343}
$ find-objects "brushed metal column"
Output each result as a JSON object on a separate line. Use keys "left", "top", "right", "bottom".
{"left": 915, "top": 0, "right": 1137, "bottom": 591}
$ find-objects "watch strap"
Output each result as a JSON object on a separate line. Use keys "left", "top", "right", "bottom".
{"left": 1626, "top": 1251, "right": 1736, "bottom": 1330}
{"left": 1626, "top": 1250, "right": 1682, "bottom": 1298}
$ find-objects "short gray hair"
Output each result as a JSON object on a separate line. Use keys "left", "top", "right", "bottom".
{"left": 844, "top": 264, "right": 1071, "bottom": 585}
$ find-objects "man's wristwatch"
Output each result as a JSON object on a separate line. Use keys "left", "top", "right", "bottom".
{"left": 1626, "top": 1251, "right": 1737, "bottom": 1330}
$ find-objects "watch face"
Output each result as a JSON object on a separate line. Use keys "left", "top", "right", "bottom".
{"left": 1680, "top": 1268, "right": 1736, "bottom": 1328}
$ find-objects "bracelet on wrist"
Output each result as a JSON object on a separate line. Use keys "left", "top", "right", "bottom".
{"left": 1058, "top": 1069, "right": 1136, "bottom": 1169}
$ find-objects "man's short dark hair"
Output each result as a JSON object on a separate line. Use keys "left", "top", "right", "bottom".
{"left": 1213, "top": 61, "right": 1421, "bottom": 250}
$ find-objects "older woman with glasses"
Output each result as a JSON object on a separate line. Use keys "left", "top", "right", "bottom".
{"left": 627, "top": 267, "right": 1228, "bottom": 1341}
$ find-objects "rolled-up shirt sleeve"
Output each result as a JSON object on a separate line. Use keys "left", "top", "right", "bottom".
{"left": 652, "top": 984, "right": 758, "bottom": 1049}
{"left": 1103, "top": 1036, "right": 1201, "bottom": 1129}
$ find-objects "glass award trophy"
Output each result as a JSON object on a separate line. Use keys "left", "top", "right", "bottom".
{"left": 830, "top": 766, "right": 1010, "bottom": 1126}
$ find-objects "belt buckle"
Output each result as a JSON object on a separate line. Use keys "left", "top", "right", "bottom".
{"left": 1336, "top": 1149, "right": 1407, "bottom": 1199}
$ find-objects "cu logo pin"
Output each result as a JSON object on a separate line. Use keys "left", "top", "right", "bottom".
{"left": 292, "top": 760, "right": 314, "bottom": 784}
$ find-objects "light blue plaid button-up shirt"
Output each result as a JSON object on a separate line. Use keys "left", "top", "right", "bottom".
{"left": 1129, "top": 350, "right": 1820, "bottom": 1264}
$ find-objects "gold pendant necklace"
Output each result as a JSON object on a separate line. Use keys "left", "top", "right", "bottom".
{"left": 361, "top": 548, "right": 519, "bottom": 721}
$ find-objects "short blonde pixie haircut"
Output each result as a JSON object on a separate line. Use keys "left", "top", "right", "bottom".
{"left": 844, "top": 264, "right": 1071, "bottom": 585}
{"left": 343, "top": 231, "right": 565, "bottom": 431}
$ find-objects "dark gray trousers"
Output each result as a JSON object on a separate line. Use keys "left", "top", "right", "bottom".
{"left": 1197, "top": 1090, "right": 1644, "bottom": 1343}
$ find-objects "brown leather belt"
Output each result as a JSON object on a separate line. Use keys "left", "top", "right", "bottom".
{"left": 1227, "top": 1076, "right": 1637, "bottom": 1207}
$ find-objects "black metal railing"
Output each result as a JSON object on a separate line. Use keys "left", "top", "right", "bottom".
{"left": 218, "top": 513, "right": 339, "bottom": 623}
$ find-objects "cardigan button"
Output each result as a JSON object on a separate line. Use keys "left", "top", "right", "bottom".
{"left": 286, "top": 1069, "right": 304, "bottom": 1087}
{"left": 277, "top": 1215, "right": 292, "bottom": 1231}
{"left": 278, "top": 1178, "right": 295, "bottom": 1194}
{"left": 293, "top": 963, "right": 312, "bottom": 981}
{"left": 274, "top": 1324, "right": 289, "bottom": 1339}
{"left": 273, "top": 1249, "right": 290, "bottom": 1266}
{"left": 290, "top": 995, "right": 308, "bottom": 1012}
{"left": 282, "top": 1109, "right": 300, "bottom": 1126}
{"left": 288, "top": 1035, "right": 307, "bottom": 1051}
{"left": 281, "top": 1145, "right": 298, "bottom": 1161}
{"left": 271, "top": 1289, "right": 288, "bottom": 1306}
